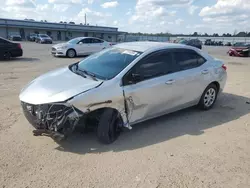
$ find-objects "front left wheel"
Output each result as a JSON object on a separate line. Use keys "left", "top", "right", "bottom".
{"left": 66, "top": 49, "right": 76, "bottom": 58}
{"left": 97, "top": 109, "right": 122, "bottom": 144}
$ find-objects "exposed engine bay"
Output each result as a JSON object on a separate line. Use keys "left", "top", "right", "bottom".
{"left": 21, "top": 101, "right": 83, "bottom": 140}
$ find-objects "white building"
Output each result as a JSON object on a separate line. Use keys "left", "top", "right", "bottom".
{"left": 0, "top": 18, "right": 125, "bottom": 42}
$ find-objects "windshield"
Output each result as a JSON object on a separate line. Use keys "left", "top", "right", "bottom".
{"left": 179, "top": 40, "right": 188, "bottom": 44}
{"left": 233, "top": 42, "right": 246, "bottom": 47}
{"left": 39, "top": 34, "right": 48, "bottom": 38}
{"left": 67, "top": 38, "right": 81, "bottom": 44}
{"left": 77, "top": 47, "right": 142, "bottom": 80}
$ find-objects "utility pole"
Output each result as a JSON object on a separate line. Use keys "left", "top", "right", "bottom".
{"left": 84, "top": 14, "right": 87, "bottom": 25}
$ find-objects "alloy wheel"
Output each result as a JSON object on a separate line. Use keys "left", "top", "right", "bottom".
{"left": 67, "top": 50, "right": 76, "bottom": 58}
{"left": 204, "top": 88, "right": 216, "bottom": 107}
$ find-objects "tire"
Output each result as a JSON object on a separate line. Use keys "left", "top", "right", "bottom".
{"left": 97, "top": 109, "right": 121, "bottom": 144}
{"left": 4, "top": 52, "right": 11, "bottom": 60}
{"left": 66, "top": 49, "right": 76, "bottom": 58}
{"left": 198, "top": 84, "right": 218, "bottom": 110}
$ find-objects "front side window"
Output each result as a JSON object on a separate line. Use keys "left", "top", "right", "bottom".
{"left": 81, "top": 38, "right": 92, "bottom": 44}
{"left": 123, "top": 51, "right": 174, "bottom": 85}
{"left": 77, "top": 48, "right": 141, "bottom": 80}
{"left": 67, "top": 38, "right": 81, "bottom": 44}
{"left": 134, "top": 51, "right": 174, "bottom": 80}
{"left": 173, "top": 50, "right": 206, "bottom": 71}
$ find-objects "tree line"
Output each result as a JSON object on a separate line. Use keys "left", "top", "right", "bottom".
{"left": 128, "top": 31, "right": 250, "bottom": 37}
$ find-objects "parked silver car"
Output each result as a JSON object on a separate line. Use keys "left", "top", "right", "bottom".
{"left": 51, "top": 37, "right": 111, "bottom": 58}
{"left": 19, "top": 42, "right": 227, "bottom": 144}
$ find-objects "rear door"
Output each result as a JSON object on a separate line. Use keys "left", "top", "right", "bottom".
{"left": 0, "top": 38, "right": 11, "bottom": 58}
{"left": 170, "top": 48, "right": 208, "bottom": 107}
{"left": 91, "top": 38, "right": 105, "bottom": 53}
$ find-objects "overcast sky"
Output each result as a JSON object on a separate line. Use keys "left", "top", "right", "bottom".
{"left": 1, "top": 0, "right": 250, "bottom": 34}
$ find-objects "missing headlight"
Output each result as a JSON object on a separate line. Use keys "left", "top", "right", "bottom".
{"left": 21, "top": 101, "right": 83, "bottom": 138}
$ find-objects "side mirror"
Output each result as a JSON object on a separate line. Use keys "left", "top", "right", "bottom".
{"left": 79, "top": 42, "right": 83, "bottom": 45}
{"left": 130, "top": 73, "right": 141, "bottom": 83}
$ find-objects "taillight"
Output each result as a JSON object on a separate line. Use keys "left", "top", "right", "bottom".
{"left": 17, "top": 43, "right": 22, "bottom": 49}
{"left": 222, "top": 64, "right": 227, "bottom": 71}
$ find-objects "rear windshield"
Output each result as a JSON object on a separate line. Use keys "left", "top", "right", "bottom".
{"left": 39, "top": 34, "right": 48, "bottom": 37}
{"left": 77, "top": 47, "right": 142, "bottom": 80}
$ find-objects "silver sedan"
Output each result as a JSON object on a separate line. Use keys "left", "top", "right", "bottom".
{"left": 51, "top": 37, "right": 111, "bottom": 58}
{"left": 19, "top": 42, "right": 227, "bottom": 144}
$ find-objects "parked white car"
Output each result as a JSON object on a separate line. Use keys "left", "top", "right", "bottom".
{"left": 20, "top": 42, "right": 227, "bottom": 144}
{"left": 51, "top": 37, "right": 112, "bottom": 57}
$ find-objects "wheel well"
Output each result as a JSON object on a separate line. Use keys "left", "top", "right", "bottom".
{"left": 67, "top": 48, "right": 76, "bottom": 55}
{"left": 79, "top": 107, "right": 123, "bottom": 128}
{"left": 210, "top": 81, "right": 220, "bottom": 91}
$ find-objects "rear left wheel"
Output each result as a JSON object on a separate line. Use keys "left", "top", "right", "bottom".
{"left": 4, "top": 52, "right": 11, "bottom": 60}
{"left": 198, "top": 84, "right": 218, "bottom": 110}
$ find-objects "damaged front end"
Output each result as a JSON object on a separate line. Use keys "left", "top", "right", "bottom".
{"left": 21, "top": 101, "right": 83, "bottom": 140}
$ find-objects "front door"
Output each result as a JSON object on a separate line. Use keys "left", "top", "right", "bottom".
{"left": 75, "top": 38, "right": 92, "bottom": 55}
{"left": 122, "top": 50, "right": 177, "bottom": 124}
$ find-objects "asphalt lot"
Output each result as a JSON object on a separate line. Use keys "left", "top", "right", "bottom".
{"left": 0, "top": 42, "right": 250, "bottom": 188}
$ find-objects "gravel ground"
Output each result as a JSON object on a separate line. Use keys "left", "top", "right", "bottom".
{"left": 0, "top": 43, "right": 250, "bottom": 188}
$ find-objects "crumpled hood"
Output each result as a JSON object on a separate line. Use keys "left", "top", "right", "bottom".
{"left": 19, "top": 66, "right": 103, "bottom": 105}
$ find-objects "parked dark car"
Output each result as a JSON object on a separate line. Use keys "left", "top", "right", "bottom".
{"left": 35, "top": 34, "right": 53, "bottom": 44}
{"left": 179, "top": 39, "right": 202, "bottom": 49}
{"left": 205, "top": 39, "right": 212, "bottom": 45}
{"left": 8, "top": 34, "right": 22, "bottom": 41}
{"left": 224, "top": 42, "right": 232, "bottom": 46}
{"left": 0, "top": 37, "right": 23, "bottom": 60}
{"left": 27, "top": 33, "right": 38, "bottom": 41}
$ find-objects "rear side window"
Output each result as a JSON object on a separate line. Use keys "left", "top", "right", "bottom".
{"left": 0, "top": 38, "right": 7, "bottom": 44}
{"left": 92, "top": 39, "right": 103, "bottom": 43}
{"left": 173, "top": 50, "right": 206, "bottom": 71}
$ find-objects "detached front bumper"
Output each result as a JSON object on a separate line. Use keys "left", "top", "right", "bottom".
{"left": 51, "top": 47, "right": 67, "bottom": 57}
{"left": 21, "top": 101, "right": 83, "bottom": 138}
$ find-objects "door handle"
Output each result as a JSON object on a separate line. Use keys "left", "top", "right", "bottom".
{"left": 201, "top": 69, "right": 209, "bottom": 74}
{"left": 165, "top": 79, "right": 175, "bottom": 85}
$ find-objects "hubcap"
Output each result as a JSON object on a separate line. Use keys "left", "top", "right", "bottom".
{"left": 204, "top": 88, "right": 216, "bottom": 107}
{"left": 68, "top": 50, "right": 75, "bottom": 57}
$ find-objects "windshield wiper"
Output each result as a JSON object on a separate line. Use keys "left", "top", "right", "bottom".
{"left": 72, "top": 63, "right": 107, "bottom": 81}
{"left": 71, "top": 63, "right": 87, "bottom": 78}
{"left": 81, "top": 69, "right": 98, "bottom": 81}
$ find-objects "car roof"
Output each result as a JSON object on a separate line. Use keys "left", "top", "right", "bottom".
{"left": 73, "top": 37, "right": 104, "bottom": 40}
{"left": 115, "top": 41, "right": 193, "bottom": 52}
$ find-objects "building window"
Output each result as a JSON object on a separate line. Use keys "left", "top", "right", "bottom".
{"left": 47, "top": 31, "right": 52, "bottom": 37}
{"left": 68, "top": 32, "right": 72, "bottom": 37}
